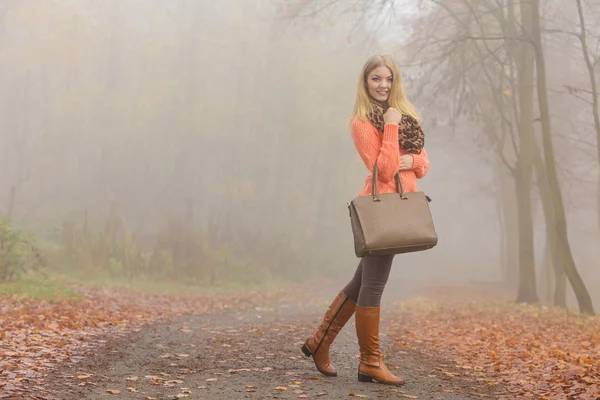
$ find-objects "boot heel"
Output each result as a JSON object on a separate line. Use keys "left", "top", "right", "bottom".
{"left": 301, "top": 344, "right": 313, "bottom": 357}
{"left": 358, "top": 372, "right": 374, "bottom": 383}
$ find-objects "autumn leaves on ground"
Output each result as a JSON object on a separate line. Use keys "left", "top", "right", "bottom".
{"left": 2, "top": 280, "right": 599, "bottom": 400}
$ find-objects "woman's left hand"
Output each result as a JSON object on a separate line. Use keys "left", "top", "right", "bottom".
{"left": 398, "top": 154, "right": 414, "bottom": 170}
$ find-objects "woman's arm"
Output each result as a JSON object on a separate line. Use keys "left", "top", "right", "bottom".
{"left": 351, "top": 117, "right": 400, "bottom": 182}
{"left": 410, "top": 148, "right": 430, "bottom": 179}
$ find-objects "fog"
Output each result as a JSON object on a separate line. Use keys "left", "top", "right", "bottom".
{"left": 0, "top": 0, "right": 598, "bottom": 310}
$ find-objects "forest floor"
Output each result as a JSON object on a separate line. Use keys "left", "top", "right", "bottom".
{"left": 1, "top": 277, "right": 599, "bottom": 400}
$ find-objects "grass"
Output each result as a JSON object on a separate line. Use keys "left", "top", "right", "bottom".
{"left": 0, "top": 278, "right": 81, "bottom": 301}
{"left": 0, "top": 266, "right": 296, "bottom": 301}
{"left": 52, "top": 273, "right": 291, "bottom": 295}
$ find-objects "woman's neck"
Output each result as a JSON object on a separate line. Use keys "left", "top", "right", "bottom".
{"left": 370, "top": 98, "right": 388, "bottom": 109}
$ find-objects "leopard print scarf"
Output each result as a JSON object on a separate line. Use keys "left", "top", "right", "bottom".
{"left": 367, "top": 102, "right": 425, "bottom": 154}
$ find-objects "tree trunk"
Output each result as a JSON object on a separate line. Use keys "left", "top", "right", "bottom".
{"left": 542, "top": 240, "right": 567, "bottom": 307}
{"left": 554, "top": 260, "right": 567, "bottom": 308}
{"left": 515, "top": 171, "right": 537, "bottom": 303}
{"left": 532, "top": 141, "right": 566, "bottom": 307}
{"left": 496, "top": 180, "right": 508, "bottom": 284}
{"left": 531, "top": 0, "right": 595, "bottom": 315}
{"left": 514, "top": 0, "right": 538, "bottom": 304}
{"left": 573, "top": 0, "right": 600, "bottom": 229}
{"left": 541, "top": 239, "right": 552, "bottom": 302}
{"left": 498, "top": 167, "right": 519, "bottom": 288}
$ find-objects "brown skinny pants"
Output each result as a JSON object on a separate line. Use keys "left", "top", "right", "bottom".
{"left": 342, "top": 255, "right": 394, "bottom": 307}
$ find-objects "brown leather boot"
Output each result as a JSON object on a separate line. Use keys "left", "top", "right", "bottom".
{"left": 301, "top": 291, "right": 357, "bottom": 376}
{"left": 355, "top": 305, "right": 406, "bottom": 385}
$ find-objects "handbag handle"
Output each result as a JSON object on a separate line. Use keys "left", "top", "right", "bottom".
{"left": 372, "top": 161, "right": 407, "bottom": 202}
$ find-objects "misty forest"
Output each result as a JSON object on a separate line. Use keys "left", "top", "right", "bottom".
{"left": 1, "top": 0, "right": 599, "bottom": 399}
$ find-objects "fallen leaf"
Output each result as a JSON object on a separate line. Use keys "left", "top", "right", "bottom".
{"left": 164, "top": 379, "right": 184, "bottom": 387}
{"left": 107, "top": 389, "right": 121, "bottom": 394}
{"left": 229, "top": 368, "right": 252, "bottom": 374}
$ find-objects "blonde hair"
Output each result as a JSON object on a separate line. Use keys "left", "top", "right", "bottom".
{"left": 352, "top": 54, "right": 420, "bottom": 122}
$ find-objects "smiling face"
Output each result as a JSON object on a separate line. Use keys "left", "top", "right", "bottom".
{"left": 365, "top": 66, "right": 393, "bottom": 104}
{"left": 353, "top": 55, "right": 420, "bottom": 123}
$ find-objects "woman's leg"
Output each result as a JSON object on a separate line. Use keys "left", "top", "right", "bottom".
{"left": 354, "top": 255, "right": 405, "bottom": 385}
{"left": 301, "top": 261, "right": 360, "bottom": 376}
{"left": 357, "top": 255, "right": 393, "bottom": 306}
{"left": 342, "top": 259, "right": 363, "bottom": 302}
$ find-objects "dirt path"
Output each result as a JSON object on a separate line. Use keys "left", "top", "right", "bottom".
{"left": 43, "top": 286, "right": 498, "bottom": 400}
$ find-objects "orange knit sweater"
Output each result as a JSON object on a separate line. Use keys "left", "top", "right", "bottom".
{"left": 351, "top": 117, "right": 430, "bottom": 197}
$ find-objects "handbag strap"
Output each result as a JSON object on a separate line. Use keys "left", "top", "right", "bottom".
{"left": 372, "top": 162, "right": 406, "bottom": 202}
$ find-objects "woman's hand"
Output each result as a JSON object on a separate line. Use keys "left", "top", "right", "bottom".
{"left": 399, "top": 154, "right": 414, "bottom": 170}
{"left": 383, "top": 107, "right": 403, "bottom": 125}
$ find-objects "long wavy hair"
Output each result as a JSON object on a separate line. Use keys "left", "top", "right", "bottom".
{"left": 352, "top": 54, "right": 420, "bottom": 122}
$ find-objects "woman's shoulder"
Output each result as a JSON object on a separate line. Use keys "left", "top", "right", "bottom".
{"left": 351, "top": 115, "right": 368, "bottom": 125}
{"left": 350, "top": 116, "right": 376, "bottom": 132}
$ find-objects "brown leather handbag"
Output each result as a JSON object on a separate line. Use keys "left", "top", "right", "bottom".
{"left": 348, "top": 163, "right": 438, "bottom": 257}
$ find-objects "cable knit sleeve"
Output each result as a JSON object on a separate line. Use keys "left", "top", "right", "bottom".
{"left": 411, "top": 148, "right": 430, "bottom": 179}
{"left": 351, "top": 117, "right": 400, "bottom": 182}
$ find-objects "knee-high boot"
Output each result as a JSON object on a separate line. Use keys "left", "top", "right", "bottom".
{"left": 301, "top": 290, "right": 357, "bottom": 376}
{"left": 355, "top": 305, "right": 405, "bottom": 385}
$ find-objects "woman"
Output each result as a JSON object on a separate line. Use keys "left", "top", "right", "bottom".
{"left": 301, "top": 54, "right": 430, "bottom": 386}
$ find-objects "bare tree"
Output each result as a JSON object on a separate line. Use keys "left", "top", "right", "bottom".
{"left": 573, "top": 0, "right": 600, "bottom": 229}
{"left": 530, "top": 0, "right": 595, "bottom": 314}
{"left": 278, "top": 0, "right": 597, "bottom": 313}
